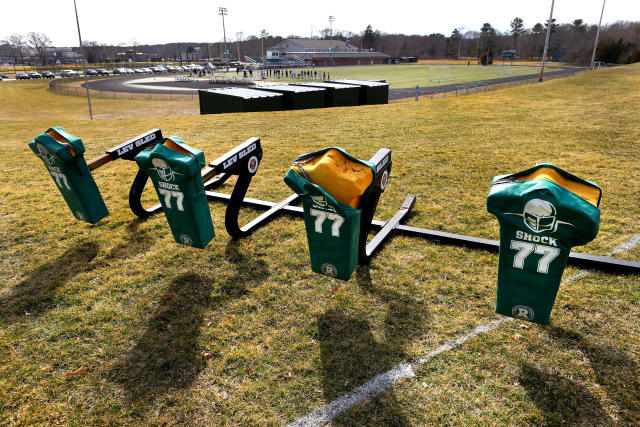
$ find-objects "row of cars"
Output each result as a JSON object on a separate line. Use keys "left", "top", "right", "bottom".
{"left": 12, "top": 71, "right": 55, "bottom": 79}
{"left": 111, "top": 64, "right": 206, "bottom": 74}
{"left": 3, "top": 64, "right": 207, "bottom": 80}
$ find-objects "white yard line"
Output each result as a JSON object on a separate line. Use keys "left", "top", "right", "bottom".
{"left": 286, "top": 234, "right": 640, "bottom": 427}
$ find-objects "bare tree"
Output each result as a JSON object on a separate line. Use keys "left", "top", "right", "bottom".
{"left": 7, "top": 33, "right": 25, "bottom": 64}
{"left": 26, "top": 32, "right": 52, "bottom": 65}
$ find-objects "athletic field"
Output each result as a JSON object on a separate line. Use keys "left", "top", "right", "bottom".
{"left": 259, "top": 63, "right": 559, "bottom": 88}
{"left": 0, "top": 64, "right": 638, "bottom": 425}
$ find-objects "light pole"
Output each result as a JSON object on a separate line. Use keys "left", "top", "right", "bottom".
{"left": 236, "top": 32, "right": 243, "bottom": 63}
{"left": 590, "top": 0, "right": 607, "bottom": 70}
{"left": 219, "top": 7, "right": 228, "bottom": 68}
{"left": 539, "top": 0, "right": 555, "bottom": 82}
{"left": 73, "top": 0, "right": 92, "bottom": 120}
{"left": 329, "top": 16, "right": 334, "bottom": 66}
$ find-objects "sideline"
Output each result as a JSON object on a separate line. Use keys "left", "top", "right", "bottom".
{"left": 286, "top": 234, "right": 640, "bottom": 427}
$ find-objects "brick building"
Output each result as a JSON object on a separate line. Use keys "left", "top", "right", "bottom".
{"left": 266, "top": 39, "right": 389, "bottom": 66}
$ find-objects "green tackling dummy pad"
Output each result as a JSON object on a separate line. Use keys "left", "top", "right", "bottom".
{"left": 487, "top": 163, "right": 601, "bottom": 324}
{"left": 135, "top": 136, "right": 214, "bottom": 248}
{"left": 284, "top": 147, "right": 376, "bottom": 281}
{"left": 29, "top": 126, "right": 109, "bottom": 224}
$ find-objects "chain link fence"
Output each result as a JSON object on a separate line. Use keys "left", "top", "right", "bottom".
{"left": 391, "top": 70, "right": 583, "bottom": 103}
{"left": 49, "top": 77, "right": 198, "bottom": 101}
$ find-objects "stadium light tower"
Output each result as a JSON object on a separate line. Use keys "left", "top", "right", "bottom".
{"left": 590, "top": 0, "right": 607, "bottom": 70}
{"left": 219, "top": 7, "right": 228, "bottom": 67}
{"left": 539, "top": 0, "right": 555, "bottom": 82}
{"left": 73, "top": 0, "right": 92, "bottom": 120}
{"left": 329, "top": 16, "right": 334, "bottom": 66}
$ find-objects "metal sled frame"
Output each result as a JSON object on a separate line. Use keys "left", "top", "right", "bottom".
{"left": 88, "top": 130, "right": 640, "bottom": 275}
{"left": 127, "top": 138, "right": 415, "bottom": 263}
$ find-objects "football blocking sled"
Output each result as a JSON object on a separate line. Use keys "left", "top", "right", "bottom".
{"left": 487, "top": 163, "right": 602, "bottom": 324}
{"left": 134, "top": 137, "right": 215, "bottom": 248}
{"left": 30, "top": 128, "right": 640, "bottom": 277}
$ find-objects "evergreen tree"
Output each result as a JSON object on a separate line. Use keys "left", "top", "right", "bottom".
{"left": 510, "top": 17, "right": 524, "bottom": 51}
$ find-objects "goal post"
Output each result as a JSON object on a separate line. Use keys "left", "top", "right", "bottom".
{"left": 428, "top": 66, "right": 455, "bottom": 84}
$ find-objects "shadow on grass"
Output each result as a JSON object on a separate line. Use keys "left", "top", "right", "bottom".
{"left": 102, "top": 220, "right": 154, "bottom": 262}
{"left": 221, "top": 239, "right": 270, "bottom": 293}
{"left": 1, "top": 221, "right": 156, "bottom": 324}
{"left": 548, "top": 326, "right": 640, "bottom": 424}
{"left": 109, "top": 273, "right": 216, "bottom": 404}
{"left": 519, "top": 362, "right": 612, "bottom": 425}
{"left": 317, "top": 264, "right": 429, "bottom": 425}
{"left": 109, "top": 240, "right": 269, "bottom": 408}
{"left": 0, "top": 241, "right": 99, "bottom": 323}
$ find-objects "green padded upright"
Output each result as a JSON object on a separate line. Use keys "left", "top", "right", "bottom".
{"left": 487, "top": 163, "right": 601, "bottom": 324}
{"left": 284, "top": 147, "right": 376, "bottom": 281}
{"left": 29, "top": 127, "right": 109, "bottom": 224}
{"left": 135, "top": 136, "right": 214, "bottom": 248}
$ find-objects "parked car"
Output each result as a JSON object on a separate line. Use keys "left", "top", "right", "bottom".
{"left": 141, "top": 67, "right": 152, "bottom": 74}
{"left": 175, "top": 66, "right": 184, "bottom": 72}
{"left": 96, "top": 68, "right": 110, "bottom": 75}
{"left": 41, "top": 71, "right": 55, "bottom": 79}
{"left": 125, "top": 68, "right": 135, "bottom": 74}
{"left": 112, "top": 68, "right": 127, "bottom": 75}
{"left": 0, "top": 73, "right": 10, "bottom": 79}
{"left": 85, "top": 69, "right": 98, "bottom": 76}
{"left": 16, "top": 72, "right": 29, "bottom": 80}
{"left": 60, "top": 70, "right": 79, "bottom": 77}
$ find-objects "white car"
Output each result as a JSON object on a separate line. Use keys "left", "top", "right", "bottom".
{"left": 60, "top": 69, "right": 79, "bottom": 77}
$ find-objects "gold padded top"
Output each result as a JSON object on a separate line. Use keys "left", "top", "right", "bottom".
{"left": 47, "top": 129, "right": 76, "bottom": 156}
{"left": 292, "top": 148, "right": 374, "bottom": 208}
{"left": 163, "top": 138, "right": 192, "bottom": 156}
{"left": 516, "top": 167, "right": 600, "bottom": 206}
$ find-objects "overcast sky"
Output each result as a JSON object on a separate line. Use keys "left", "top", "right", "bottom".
{"left": 3, "top": 0, "right": 635, "bottom": 47}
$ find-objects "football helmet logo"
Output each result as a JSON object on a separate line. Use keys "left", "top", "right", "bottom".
{"left": 523, "top": 199, "right": 557, "bottom": 233}
{"left": 311, "top": 195, "right": 328, "bottom": 208}
{"left": 37, "top": 144, "right": 56, "bottom": 166}
{"left": 151, "top": 158, "right": 181, "bottom": 181}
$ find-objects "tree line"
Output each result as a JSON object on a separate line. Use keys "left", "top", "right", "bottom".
{"left": 2, "top": 19, "right": 639, "bottom": 66}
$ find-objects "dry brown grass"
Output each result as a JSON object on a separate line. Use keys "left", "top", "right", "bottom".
{"left": 0, "top": 64, "right": 638, "bottom": 425}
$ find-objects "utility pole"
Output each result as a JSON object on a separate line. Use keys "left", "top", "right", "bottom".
{"left": 219, "top": 7, "right": 228, "bottom": 69}
{"left": 539, "top": 0, "right": 555, "bottom": 82}
{"left": 590, "top": 0, "right": 607, "bottom": 70}
{"left": 73, "top": 0, "right": 92, "bottom": 120}
{"left": 329, "top": 16, "right": 334, "bottom": 66}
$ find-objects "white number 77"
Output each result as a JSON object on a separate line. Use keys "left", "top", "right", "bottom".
{"left": 158, "top": 188, "right": 184, "bottom": 211}
{"left": 510, "top": 240, "right": 560, "bottom": 274}
{"left": 310, "top": 208, "right": 344, "bottom": 237}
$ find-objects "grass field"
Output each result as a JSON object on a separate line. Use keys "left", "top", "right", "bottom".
{"left": 257, "top": 64, "right": 559, "bottom": 89}
{"left": 1, "top": 65, "right": 639, "bottom": 425}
